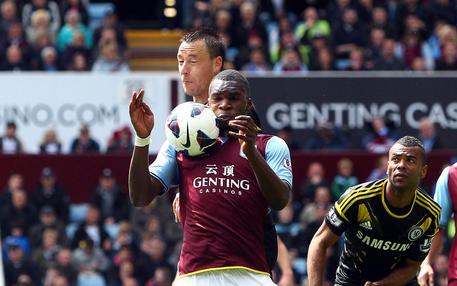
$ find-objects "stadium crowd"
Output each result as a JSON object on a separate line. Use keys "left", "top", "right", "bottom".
{"left": 185, "top": 0, "right": 457, "bottom": 72}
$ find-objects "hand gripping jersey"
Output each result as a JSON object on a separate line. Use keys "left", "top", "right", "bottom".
{"left": 325, "top": 179, "right": 441, "bottom": 285}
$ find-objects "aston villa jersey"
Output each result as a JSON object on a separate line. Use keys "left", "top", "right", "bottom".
{"left": 149, "top": 135, "right": 292, "bottom": 277}
{"left": 325, "top": 179, "right": 441, "bottom": 285}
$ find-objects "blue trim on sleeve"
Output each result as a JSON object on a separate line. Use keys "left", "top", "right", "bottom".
{"left": 148, "top": 142, "right": 179, "bottom": 193}
{"left": 434, "top": 166, "right": 452, "bottom": 228}
{"left": 265, "top": 136, "right": 293, "bottom": 189}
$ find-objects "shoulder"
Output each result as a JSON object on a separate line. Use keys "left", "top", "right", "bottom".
{"left": 257, "top": 134, "right": 288, "bottom": 150}
{"left": 415, "top": 189, "right": 442, "bottom": 219}
{"left": 336, "top": 179, "right": 385, "bottom": 210}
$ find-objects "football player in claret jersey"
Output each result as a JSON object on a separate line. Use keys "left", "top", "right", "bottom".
{"left": 307, "top": 136, "right": 441, "bottom": 286}
{"left": 128, "top": 69, "right": 292, "bottom": 286}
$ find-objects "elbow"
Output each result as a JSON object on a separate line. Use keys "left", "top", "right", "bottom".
{"left": 129, "top": 193, "right": 152, "bottom": 207}
{"left": 270, "top": 191, "right": 290, "bottom": 210}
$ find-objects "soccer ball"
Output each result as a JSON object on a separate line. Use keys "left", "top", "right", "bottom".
{"left": 165, "top": 102, "right": 220, "bottom": 156}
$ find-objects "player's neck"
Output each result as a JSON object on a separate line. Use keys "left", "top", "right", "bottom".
{"left": 193, "top": 94, "right": 208, "bottom": 105}
{"left": 385, "top": 182, "right": 416, "bottom": 208}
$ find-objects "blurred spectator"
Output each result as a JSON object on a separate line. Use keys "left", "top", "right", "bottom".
{"left": 60, "top": 0, "right": 89, "bottom": 26}
{"left": 2, "top": 222, "right": 31, "bottom": 258}
{"left": 367, "top": 154, "right": 388, "bottom": 181}
{"left": 92, "top": 42, "right": 129, "bottom": 72}
{"left": 2, "top": 21, "right": 30, "bottom": 52}
{"left": 136, "top": 236, "right": 174, "bottom": 283}
{"left": 326, "top": 0, "right": 352, "bottom": 28}
{"left": 311, "top": 46, "right": 335, "bottom": 70}
{"left": 93, "top": 10, "right": 127, "bottom": 57}
{"left": 426, "top": 0, "right": 457, "bottom": 27}
{"left": 72, "top": 237, "right": 110, "bottom": 275}
{"left": 39, "top": 45, "right": 60, "bottom": 71}
{"left": 55, "top": 247, "right": 78, "bottom": 284}
{"left": 61, "top": 31, "right": 92, "bottom": 70}
{"left": 25, "top": 9, "right": 54, "bottom": 46}
{"left": 299, "top": 185, "right": 332, "bottom": 230}
{"left": 347, "top": 47, "right": 368, "bottom": 70}
{"left": 90, "top": 168, "right": 130, "bottom": 224}
{"left": 0, "top": 44, "right": 30, "bottom": 71}
{"left": 362, "top": 116, "right": 398, "bottom": 153}
{"left": 0, "top": 189, "right": 37, "bottom": 236}
{"left": 273, "top": 47, "right": 307, "bottom": 72}
{"left": 305, "top": 121, "right": 349, "bottom": 150}
{"left": 275, "top": 203, "right": 301, "bottom": 248}
{"left": 433, "top": 254, "right": 449, "bottom": 286}
{"left": 365, "top": 26, "right": 386, "bottom": 69}
{"left": 29, "top": 205, "right": 67, "bottom": 247}
{"left": 67, "top": 51, "right": 89, "bottom": 71}
{"left": 276, "top": 125, "right": 301, "bottom": 151}
{"left": 145, "top": 266, "right": 173, "bottom": 286}
{"left": 0, "top": 173, "right": 24, "bottom": 208}
{"left": 410, "top": 56, "right": 428, "bottom": 71}
{"left": 0, "top": 121, "right": 24, "bottom": 153}
{"left": 232, "top": 1, "right": 268, "bottom": 50}
{"left": 331, "top": 158, "right": 358, "bottom": 200}
{"left": 295, "top": 6, "right": 331, "bottom": 48}
{"left": 373, "top": 38, "right": 405, "bottom": 70}
{"left": 417, "top": 117, "right": 445, "bottom": 152}
{"left": 107, "top": 126, "right": 134, "bottom": 154}
{"left": 56, "top": 9, "right": 92, "bottom": 52}
{"left": 435, "top": 41, "right": 457, "bottom": 70}
{"left": 71, "top": 204, "right": 111, "bottom": 250}
{"left": 31, "top": 228, "right": 61, "bottom": 270}
{"left": 22, "top": 0, "right": 60, "bottom": 34}
{"left": 241, "top": 47, "right": 271, "bottom": 72}
{"left": 4, "top": 242, "right": 41, "bottom": 285}
{"left": 0, "top": 0, "right": 18, "bottom": 32}
{"left": 39, "top": 129, "right": 62, "bottom": 154}
{"left": 394, "top": 0, "right": 427, "bottom": 38}
{"left": 399, "top": 31, "right": 434, "bottom": 70}
{"left": 332, "top": 7, "right": 366, "bottom": 66}
{"left": 70, "top": 125, "right": 100, "bottom": 153}
{"left": 297, "top": 161, "right": 330, "bottom": 205}
{"left": 31, "top": 167, "right": 70, "bottom": 222}
{"left": 369, "top": 6, "right": 396, "bottom": 39}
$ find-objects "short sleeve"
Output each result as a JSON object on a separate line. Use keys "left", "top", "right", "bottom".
{"left": 434, "top": 167, "right": 452, "bottom": 228}
{"left": 265, "top": 136, "right": 293, "bottom": 188}
{"left": 148, "top": 141, "right": 179, "bottom": 193}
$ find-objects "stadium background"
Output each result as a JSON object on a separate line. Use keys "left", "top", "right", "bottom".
{"left": 0, "top": 0, "right": 456, "bottom": 285}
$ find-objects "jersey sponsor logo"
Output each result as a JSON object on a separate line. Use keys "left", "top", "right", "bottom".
{"left": 193, "top": 176, "right": 250, "bottom": 196}
{"left": 356, "top": 231, "right": 412, "bottom": 251}
{"left": 419, "top": 238, "right": 432, "bottom": 253}
{"left": 328, "top": 208, "right": 343, "bottom": 227}
{"left": 407, "top": 226, "right": 424, "bottom": 241}
{"left": 359, "top": 221, "right": 372, "bottom": 230}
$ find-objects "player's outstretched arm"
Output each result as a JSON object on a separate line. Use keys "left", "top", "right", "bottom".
{"left": 307, "top": 221, "right": 339, "bottom": 286}
{"left": 229, "top": 115, "right": 289, "bottom": 210}
{"left": 418, "top": 229, "right": 444, "bottom": 286}
{"left": 128, "top": 89, "right": 163, "bottom": 206}
{"left": 366, "top": 258, "right": 422, "bottom": 286}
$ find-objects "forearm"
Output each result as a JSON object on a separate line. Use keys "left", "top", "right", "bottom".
{"left": 128, "top": 145, "right": 157, "bottom": 206}
{"left": 307, "top": 237, "right": 328, "bottom": 286}
{"left": 246, "top": 148, "right": 289, "bottom": 210}
{"left": 372, "top": 260, "right": 421, "bottom": 286}
{"left": 277, "top": 238, "right": 293, "bottom": 276}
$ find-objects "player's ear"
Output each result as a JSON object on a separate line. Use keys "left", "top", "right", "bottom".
{"left": 213, "top": 56, "right": 223, "bottom": 74}
{"left": 420, "top": 164, "right": 428, "bottom": 179}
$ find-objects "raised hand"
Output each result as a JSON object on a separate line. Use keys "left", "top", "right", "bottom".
{"left": 129, "top": 89, "right": 154, "bottom": 138}
{"left": 228, "top": 115, "right": 258, "bottom": 155}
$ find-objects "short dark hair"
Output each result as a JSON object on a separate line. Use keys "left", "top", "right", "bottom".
{"left": 213, "top": 69, "right": 250, "bottom": 97}
{"left": 181, "top": 28, "right": 225, "bottom": 64}
{"left": 394, "top": 136, "right": 426, "bottom": 163}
